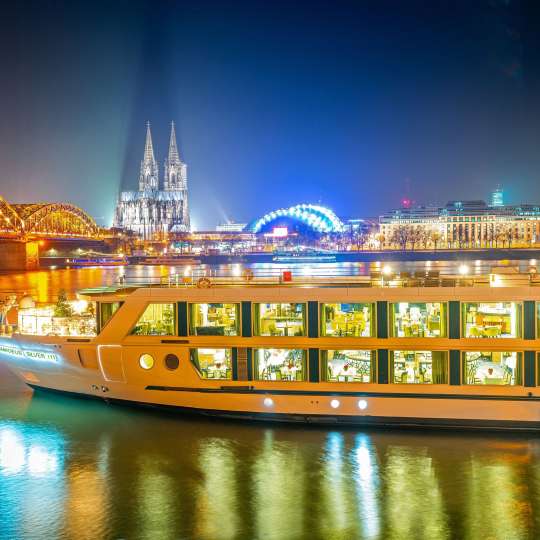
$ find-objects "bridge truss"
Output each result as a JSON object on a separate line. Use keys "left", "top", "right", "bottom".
{"left": 0, "top": 197, "right": 100, "bottom": 239}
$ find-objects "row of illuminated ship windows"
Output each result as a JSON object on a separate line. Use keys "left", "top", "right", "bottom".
{"left": 137, "top": 348, "right": 537, "bottom": 387}
{"left": 119, "top": 300, "right": 529, "bottom": 339}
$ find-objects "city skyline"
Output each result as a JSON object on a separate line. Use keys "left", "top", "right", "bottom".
{"left": 3, "top": 1, "right": 540, "bottom": 229}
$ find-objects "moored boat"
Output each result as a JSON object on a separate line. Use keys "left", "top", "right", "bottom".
{"left": 67, "top": 256, "right": 128, "bottom": 267}
{"left": 138, "top": 256, "right": 201, "bottom": 265}
{"left": 1, "top": 272, "right": 540, "bottom": 430}
{"left": 272, "top": 249, "right": 337, "bottom": 263}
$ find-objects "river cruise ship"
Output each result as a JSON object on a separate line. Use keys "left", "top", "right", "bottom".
{"left": 2, "top": 271, "right": 540, "bottom": 430}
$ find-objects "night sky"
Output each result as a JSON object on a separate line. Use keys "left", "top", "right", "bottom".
{"left": 2, "top": 0, "right": 540, "bottom": 228}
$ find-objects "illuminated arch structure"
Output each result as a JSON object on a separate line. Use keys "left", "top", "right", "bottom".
{"left": 249, "top": 204, "right": 345, "bottom": 235}
{"left": 0, "top": 197, "right": 24, "bottom": 234}
{"left": 0, "top": 197, "right": 99, "bottom": 238}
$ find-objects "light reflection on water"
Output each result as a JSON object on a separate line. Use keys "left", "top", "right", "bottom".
{"left": 0, "top": 391, "right": 539, "bottom": 539}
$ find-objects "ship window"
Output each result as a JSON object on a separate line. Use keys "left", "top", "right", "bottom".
{"left": 390, "top": 351, "right": 448, "bottom": 384}
{"left": 164, "top": 353, "right": 179, "bottom": 371}
{"left": 462, "top": 302, "right": 521, "bottom": 338}
{"left": 130, "top": 303, "right": 176, "bottom": 336}
{"left": 253, "top": 303, "right": 306, "bottom": 336}
{"left": 190, "top": 348, "right": 232, "bottom": 379}
{"left": 537, "top": 304, "right": 540, "bottom": 339}
{"left": 390, "top": 303, "right": 446, "bottom": 337}
{"left": 322, "top": 350, "right": 376, "bottom": 382}
{"left": 139, "top": 353, "right": 154, "bottom": 370}
{"left": 17, "top": 297, "right": 97, "bottom": 337}
{"left": 463, "top": 351, "right": 521, "bottom": 385}
{"left": 320, "top": 303, "right": 374, "bottom": 337}
{"left": 254, "top": 349, "right": 307, "bottom": 381}
{"left": 189, "top": 303, "right": 240, "bottom": 336}
{"left": 99, "top": 302, "right": 123, "bottom": 331}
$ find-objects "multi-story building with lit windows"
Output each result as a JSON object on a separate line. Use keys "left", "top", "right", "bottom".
{"left": 379, "top": 199, "right": 540, "bottom": 249}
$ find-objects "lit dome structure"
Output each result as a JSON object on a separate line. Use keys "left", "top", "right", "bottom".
{"left": 249, "top": 204, "right": 345, "bottom": 234}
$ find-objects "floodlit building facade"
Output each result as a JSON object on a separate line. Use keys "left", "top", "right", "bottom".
{"left": 114, "top": 122, "right": 190, "bottom": 238}
{"left": 379, "top": 200, "right": 540, "bottom": 249}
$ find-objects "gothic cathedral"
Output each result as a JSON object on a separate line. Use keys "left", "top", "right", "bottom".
{"left": 114, "top": 122, "right": 190, "bottom": 237}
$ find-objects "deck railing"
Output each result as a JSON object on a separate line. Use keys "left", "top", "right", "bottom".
{"left": 109, "top": 269, "right": 540, "bottom": 289}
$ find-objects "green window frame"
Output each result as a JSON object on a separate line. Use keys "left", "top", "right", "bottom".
{"left": 389, "top": 302, "right": 447, "bottom": 338}
{"left": 390, "top": 350, "right": 448, "bottom": 384}
{"left": 536, "top": 303, "right": 540, "bottom": 339}
{"left": 190, "top": 348, "right": 233, "bottom": 380}
{"left": 130, "top": 303, "right": 176, "bottom": 336}
{"left": 253, "top": 303, "right": 306, "bottom": 336}
{"left": 462, "top": 351, "right": 522, "bottom": 386}
{"left": 321, "top": 350, "right": 376, "bottom": 382}
{"left": 462, "top": 302, "right": 522, "bottom": 338}
{"left": 253, "top": 348, "right": 307, "bottom": 381}
{"left": 188, "top": 303, "right": 240, "bottom": 336}
{"left": 99, "top": 301, "right": 123, "bottom": 332}
{"left": 320, "top": 303, "right": 375, "bottom": 337}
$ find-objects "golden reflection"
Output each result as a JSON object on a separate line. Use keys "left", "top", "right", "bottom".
{"left": 136, "top": 461, "right": 175, "bottom": 540}
{"left": 465, "top": 455, "right": 530, "bottom": 539}
{"left": 63, "top": 467, "right": 109, "bottom": 538}
{"left": 253, "top": 430, "right": 307, "bottom": 539}
{"left": 534, "top": 448, "right": 540, "bottom": 533}
{"left": 194, "top": 438, "right": 239, "bottom": 540}
{"left": 384, "top": 446, "right": 449, "bottom": 539}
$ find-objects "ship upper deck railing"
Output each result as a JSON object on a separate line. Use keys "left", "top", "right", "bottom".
{"left": 79, "top": 267, "right": 540, "bottom": 293}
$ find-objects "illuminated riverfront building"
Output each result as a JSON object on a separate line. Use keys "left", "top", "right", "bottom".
{"left": 490, "top": 186, "right": 504, "bottom": 208}
{"left": 379, "top": 197, "right": 540, "bottom": 249}
{"left": 114, "top": 122, "right": 190, "bottom": 238}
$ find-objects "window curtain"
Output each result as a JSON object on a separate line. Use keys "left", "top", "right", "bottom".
{"left": 515, "top": 353, "right": 522, "bottom": 385}
{"left": 432, "top": 352, "right": 448, "bottom": 384}
{"left": 370, "top": 351, "right": 376, "bottom": 382}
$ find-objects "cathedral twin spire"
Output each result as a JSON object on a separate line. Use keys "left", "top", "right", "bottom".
{"left": 139, "top": 121, "right": 186, "bottom": 192}
{"left": 144, "top": 121, "right": 156, "bottom": 163}
{"left": 167, "top": 121, "right": 180, "bottom": 163}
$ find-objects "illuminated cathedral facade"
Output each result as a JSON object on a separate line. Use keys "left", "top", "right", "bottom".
{"left": 114, "top": 122, "right": 190, "bottom": 238}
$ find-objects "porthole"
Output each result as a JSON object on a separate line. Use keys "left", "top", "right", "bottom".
{"left": 165, "top": 353, "right": 179, "bottom": 371}
{"left": 139, "top": 353, "right": 154, "bottom": 370}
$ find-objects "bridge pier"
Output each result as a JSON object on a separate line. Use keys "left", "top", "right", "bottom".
{"left": 0, "top": 240, "right": 39, "bottom": 271}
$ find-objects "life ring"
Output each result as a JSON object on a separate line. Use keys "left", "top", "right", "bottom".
{"left": 197, "top": 277, "right": 212, "bottom": 288}
{"left": 243, "top": 269, "right": 254, "bottom": 281}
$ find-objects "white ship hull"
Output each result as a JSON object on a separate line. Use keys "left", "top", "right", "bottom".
{"left": 2, "top": 282, "right": 540, "bottom": 431}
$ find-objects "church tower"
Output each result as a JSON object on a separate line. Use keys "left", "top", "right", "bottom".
{"left": 164, "top": 121, "right": 187, "bottom": 191}
{"left": 139, "top": 122, "right": 159, "bottom": 191}
{"left": 115, "top": 121, "right": 190, "bottom": 237}
{"left": 164, "top": 121, "right": 190, "bottom": 230}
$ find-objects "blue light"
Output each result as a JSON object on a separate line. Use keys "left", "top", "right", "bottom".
{"left": 251, "top": 204, "right": 344, "bottom": 233}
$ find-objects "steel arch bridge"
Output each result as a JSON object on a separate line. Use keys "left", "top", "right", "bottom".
{"left": 0, "top": 197, "right": 24, "bottom": 234}
{"left": 0, "top": 197, "right": 100, "bottom": 238}
{"left": 249, "top": 204, "right": 345, "bottom": 234}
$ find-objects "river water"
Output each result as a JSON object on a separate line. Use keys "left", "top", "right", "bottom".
{"left": 0, "top": 258, "right": 538, "bottom": 300}
{"left": 1, "top": 263, "right": 540, "bottom": 539}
